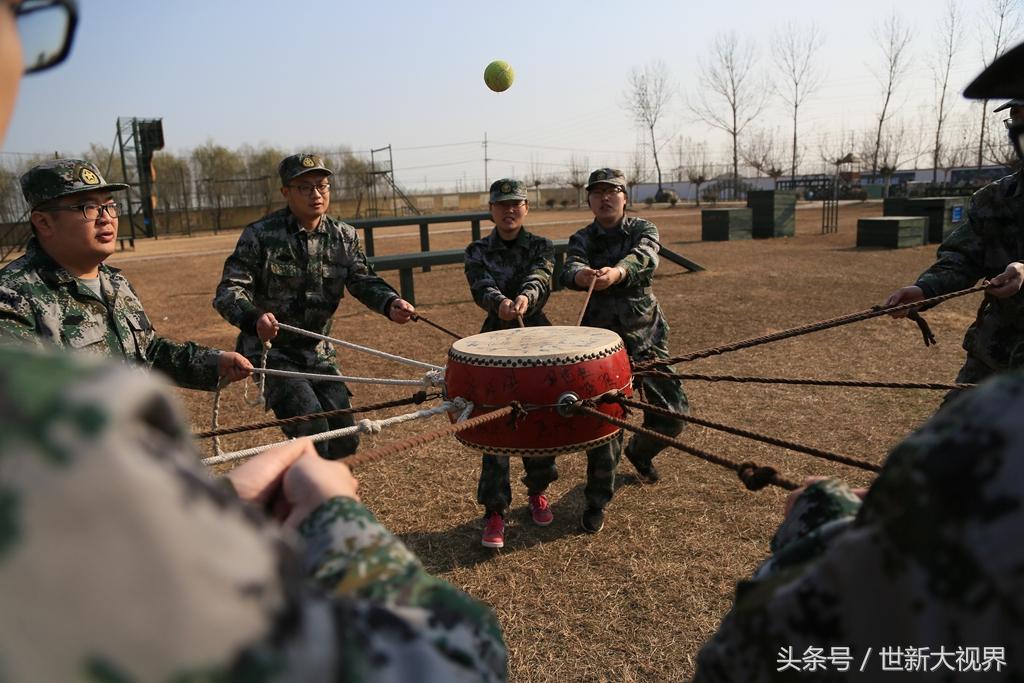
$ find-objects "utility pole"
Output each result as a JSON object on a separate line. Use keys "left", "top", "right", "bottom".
{"left": 483, "top": 132, "right": 490, "bottom": 189}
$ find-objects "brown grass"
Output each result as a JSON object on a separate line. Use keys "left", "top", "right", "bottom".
{"left": 109, "top": 201, "right": 966, "bottom": 682}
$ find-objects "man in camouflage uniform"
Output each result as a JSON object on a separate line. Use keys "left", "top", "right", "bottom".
{"left": 884, "top": 99, "right": 1024, "bottom": 406}
{"left": 213, "top": 153, "right": 416, "bottom": 460}
{"left": 694, "top": 42, "right": 1024, "bottom": 683}
{"left": 560, "top": 168, "right": 689, "bottom": 533}
{"left": 0, "top": 346, "right": 507, "bottom": 682}
{"left": 0, "top": 159, "right": 252, "bottom": 390}
{"left": 464, "top": 178, "right": 557, "bottom": 548}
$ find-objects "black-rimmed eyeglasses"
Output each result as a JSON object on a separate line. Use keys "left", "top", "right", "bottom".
{"left": 14, "top": 0, "right": 78, "bottom": 75}
{"left": 47, "top": 202, "right": 120, "bottom": 220}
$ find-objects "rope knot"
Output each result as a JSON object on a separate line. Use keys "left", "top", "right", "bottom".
{"left": 507, "top": 401, "right": 529, "bottom": 428}
{"left": 737, "top": 461, "right": 778, "bottom": 491}
{"left": 357, "top": 418, "right": 383, "bottom": 434}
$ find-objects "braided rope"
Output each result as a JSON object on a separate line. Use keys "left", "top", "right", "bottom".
{"left": 634, "top": 284, "right": 990, "bottom": 369}
{"left": 201, "top": 399, "right": 468, "bottom": 466}
{"left": 573, "top": 404, "right": 799, "bottom": 491}
{"left": 340, "top": 404, "right": 518, "bottom": 469}
{"left": 251, "top": 366, "right": 443, "bottom": 388}
{"left": 194, "top": 392, "right": 433, "bottom": 439}
{"left": 615, "top": 396, "right": 881, "bottom": 473}
{"left": 242, "top": 342, "right": 271, "bottom": 408}
{"left": 632, "top": 370, "right": 976, "bottom": 392}
{"left": 276, "top": 322, "right": 442, "bottom": 371}
{"left": 210, "top": 378, "right": 229, "bottom": 458}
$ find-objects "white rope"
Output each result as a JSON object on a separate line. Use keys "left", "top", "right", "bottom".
{"left": 243, "top": 342, "right": 271, "bottom": 408}
{"left": 276, "top": 322, "right": 443, "bottom": 371}
{"left": 251, "top": 366, "right": 444, "bottom": 388}
{"left": 210, "top": 378, "right": 229, "bottom": 458}
{"left": 201, "top": 398, "right": 468, "bottom": 466}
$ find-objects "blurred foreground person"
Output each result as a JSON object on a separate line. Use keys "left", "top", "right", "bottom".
{"left": 0, "top": 3, "right": 506, "bottom": 681}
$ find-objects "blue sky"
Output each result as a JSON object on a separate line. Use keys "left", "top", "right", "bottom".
{"left": 3, "top": 0, "right": 1013, "bottom": 190}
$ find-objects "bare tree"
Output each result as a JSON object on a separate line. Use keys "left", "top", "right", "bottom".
{"left": 690, "top": 31, "right": 770, "bottom": 198}
{"left": 566, "top": 155, "right": 589, "bottom": 207}
{"left": 976, "top": 0, "right": 1021, "bottom": 168}
{"left": 931, "top": 1, "right": 964, "bottom": 183}
{"left": 771, "top": 21, "right": 825, "bottom": 182}
{"left": 876, "top": 119, "right": 912, "bottom": 197}
{"left": 682, "top": 139, "right": 712, "bottom": 205}
{"left": 742, "top": 129, "right": 787, "bottom": 189}
{"left": 867, "top": 12, "right": 913, "bottom": 179}
{"left": 623, "top": 61, "right": 673, "bottom": 195}
{"left": 625, "top": 148, "right": 648, "bottom": 205}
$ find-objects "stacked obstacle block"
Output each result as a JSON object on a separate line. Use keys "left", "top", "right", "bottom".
{"left": 882, "top": 197, "right": 967, "bottom": 243}
{"left": 701, "top": 208, "right": 752, "bottom": 241}
{"left": 855, "top": 216, "right": 927, "bottom": 248}
{"left": 747, "top": 190, "right": 796, "bottom": 238}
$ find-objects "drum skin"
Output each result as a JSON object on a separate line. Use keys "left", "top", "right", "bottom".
{"left": 445, "top": 326, "right": 633, "bottom": 455}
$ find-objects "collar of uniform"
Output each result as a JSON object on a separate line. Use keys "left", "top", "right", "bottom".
{"left": 285, "top": 208, "right": 327, "bottom": 235}
{"left": 25, "top": 237, "right": 122, "bottom": 287}
{"left": 589, "top": 216, "right": 630, "bottom": 236}
{"left": 486, "top": 227, "right": 529, "bottom": 249}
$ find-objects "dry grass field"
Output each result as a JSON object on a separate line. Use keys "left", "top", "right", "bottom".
{"left": 105, "top": 200, "right": 974, "bottom": 682}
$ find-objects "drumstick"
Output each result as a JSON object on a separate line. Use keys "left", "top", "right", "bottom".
{"left": 516, "top": 314, "right": 525, "bottom": 328}
{"left": 576, "top": 276, "right": 597, "bottom": 326}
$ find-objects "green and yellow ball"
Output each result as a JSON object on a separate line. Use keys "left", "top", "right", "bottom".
{"left": 484, "top": 60, "right": 514, "bottom": 93}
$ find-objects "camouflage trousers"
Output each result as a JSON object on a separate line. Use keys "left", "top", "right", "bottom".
{"left": 477, "top": 454, "right": 558, "bottom": 516}
{"left": 262, "top": 361, "right": 358, "bottom": 460}
{"left": 623, "top": 367, "right": 689, "bottom": 469}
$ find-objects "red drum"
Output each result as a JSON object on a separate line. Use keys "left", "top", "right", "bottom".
{"left": 445, "top": 326, "right": 633, "bottom": 455}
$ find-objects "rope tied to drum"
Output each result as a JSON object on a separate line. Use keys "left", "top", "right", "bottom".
{"left": 630, "top": 370, "right": 976, "bottom": 392}
{"left": 570, "top": 401, "right": 800, "bottom": 491}
{"left": 340, "top": 404, "right": 518, "bottom": 469}
{"left": 606, "top": 394, "right": 881, "bottom": 473}
{"left": 633, "top": 283, "right": 990, "bottom": 370}
{"left": 195, "top": 391, "right": 435, "bottom": 439}
{"left": 202, "top": 398, "right": 471, "bottom": 466}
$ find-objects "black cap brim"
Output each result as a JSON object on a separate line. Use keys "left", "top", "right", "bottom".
{"left": 964, "top": 42, "right": 1024, "bottom": 99}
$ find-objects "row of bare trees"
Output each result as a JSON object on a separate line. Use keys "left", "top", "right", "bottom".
{"left": 618, "top": 0, "right": 1021, "bottom": 199}
{"left": 0, "top": 143, "right": 383, "bottom": 225}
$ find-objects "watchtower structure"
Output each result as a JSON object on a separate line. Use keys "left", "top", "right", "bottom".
{"left": 117, "top": 117, "right": 164, "bottom": 240}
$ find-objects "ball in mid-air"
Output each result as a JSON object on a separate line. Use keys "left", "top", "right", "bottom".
{"left": 484, "top": 60, "right": 514, "bottom": 92}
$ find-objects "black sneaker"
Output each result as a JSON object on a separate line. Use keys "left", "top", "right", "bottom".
{"left": 625, "top": 448, "right": 660, "bottom": 484}
{"left": 580, "top": 506, "right": 605, "bottom": 534}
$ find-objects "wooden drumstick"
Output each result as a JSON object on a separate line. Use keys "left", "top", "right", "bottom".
{"left": 516, "top": 313, "right": 525, "bottom": 328}
{"left": 576, "top": 276, "right": 597, "bottom": 326}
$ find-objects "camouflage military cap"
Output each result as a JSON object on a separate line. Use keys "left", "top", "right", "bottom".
{"left": 489, "top": 178, "right": 527, "bottom": 203}
{"left": 278, "top": 153, "right": 333, "bottom": 185}
{"left": 585, "top": 168, "right": 626, "bottom": 191}
{"left": 20, "top": 159, "right": 128, "bottom": 210}
{"left": 964, "top": 41, "right": 1024, "bottom": 99}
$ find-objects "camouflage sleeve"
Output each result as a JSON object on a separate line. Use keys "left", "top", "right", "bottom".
{"left": 0, "top": 347, "right": 506, "bottom": 682}
{"left": 560, "top": 230, "right": 592, "bottom": 291}
{"left": 145, "top": 335, "right": 221, "bottom": 391}
{"left": 693, "top": 375, "right": 1024, "bottom": 682}
{"left": 342, "top": 232, "right": 400, "bottom": 316}
{"left": 518, "top": 237, "right": 553, "bottom": 315}
{"left": 913, "top": 199, "right": 987, "bottom": 298}
{"left": 298, "top": 496, "right": 507, "bottom": 679}
{"left": 464, "top": 242, "right": 507, "bottom": 315}
{"left": 213, "top": 225, "right": 265, "bottom": 335}
{"left": 0, "top": 286, "right": 44, "bottom": 348}
{"left": 616, "top": 220, "right": 660, "bottom": 288}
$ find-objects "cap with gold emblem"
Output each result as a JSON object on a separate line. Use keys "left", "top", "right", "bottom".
{"left": 20, "top": 159, "right": 129, "bottom": 210}
{"left": 585, "top": 168, "right": 627, "bottom": 191}
{"left": 278, "top": 153, "right": 334, "bottom": 185}
{"left": 489, "top": 178, "right": 528, "bottom": 203}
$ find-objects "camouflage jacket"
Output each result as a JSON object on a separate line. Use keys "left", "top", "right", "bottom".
{"left": 464, "top": 227, "right": 553, "bottom": 332}
{"left": 693, "top": 374, "right": 1024, "bottom": 682}
{"left": 560, "top": 216, "right": 671, "bottom": 360}
{"left": 915, "top": 171, "right": 1024, "bottom": 370}
{"left": 213, "top": 208, "right": 400, "bottom": 368}
{"left": 0, "top": 238, "right": 220, "bottom": 390}
{"left": 0, "top": 347, "right": 507, "bottom": 682}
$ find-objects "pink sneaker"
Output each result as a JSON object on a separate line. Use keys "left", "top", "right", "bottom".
{"left": 481, "top": 512, "right": 505, "bottom": 548}
{"left": 528, "top": 494, "right": 554, "bottom": 526}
